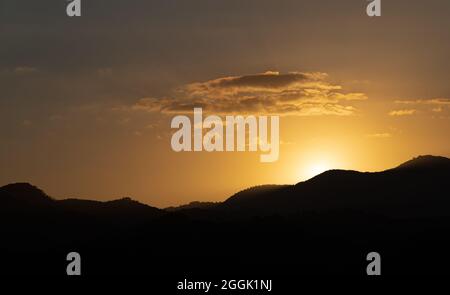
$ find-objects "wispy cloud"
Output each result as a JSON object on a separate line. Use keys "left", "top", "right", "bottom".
{"left": 21, "top": 120, "right": 32, "bottom": 127}
{"left": 366, "top": 133, "right": 392, "bottom": 138}
{"left": 97, "top": 68, "right": 113, "bottom": 77}
{"left": 389, "top": 109, "right": 417, "bottom": 116}
{"left": 131, "top": 71, "right": 368, "bottom": 116}
{"left": 13, "top": 67, "right": 38, "bottom": 75}
{"left": 394, "top": 98, "right": 450, "bottom": 106}
{"left": 392, "top": 98, "right": 450, "bottom": 116}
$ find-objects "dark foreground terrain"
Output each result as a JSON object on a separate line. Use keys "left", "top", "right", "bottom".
{"left": 1, "top": 155, "right": 450, "bottom": 276}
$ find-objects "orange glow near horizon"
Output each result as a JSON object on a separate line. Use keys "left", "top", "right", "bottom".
{"left": 1, "top": 1, "right": 450, "bottom": 208}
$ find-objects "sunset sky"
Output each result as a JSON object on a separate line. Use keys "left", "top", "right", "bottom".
{"left": 1, "top": 0, "right": 449, "bottom": 207}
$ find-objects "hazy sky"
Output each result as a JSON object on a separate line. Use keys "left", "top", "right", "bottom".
{"left": 1, "top": 0, "right": 449, "bottom": 207}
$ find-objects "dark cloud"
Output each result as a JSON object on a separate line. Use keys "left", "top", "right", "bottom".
{"left": 132, "top": 71, "right": 367, "bottom": 116}
{"left": 210, "top": 72, "right": 309, "bottom": 89}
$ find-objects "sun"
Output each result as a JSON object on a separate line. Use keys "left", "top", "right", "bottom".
{"left": 304, "top": 161, "right": 332, "bottom": 180}
{"left": 292, "top": 150, "right": 343, "bottom": 182}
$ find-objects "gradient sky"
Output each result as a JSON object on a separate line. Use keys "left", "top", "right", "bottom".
{"left": 1, "top": 0, "right": 449, "bottom": 207}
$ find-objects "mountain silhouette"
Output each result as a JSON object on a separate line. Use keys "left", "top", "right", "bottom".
{"left": 165, "top": 201, "right": 219, "bottom": 212}
{"left": 58, "top": 197, "right": 164, "bottom": 221}
{"left": 0, "top": 183, "right": 163, "bottom": 222}
{"left": 217, "top": 155, "right": 450, "bottom": 217}
{"left": 1, "top": 155, "right": 450, "bottom": 275}
{"left": 0, "top": 183, "right": 53, "bottom": 207}
{"left": 395, "top": 155, "right": 450, "bottom": 170}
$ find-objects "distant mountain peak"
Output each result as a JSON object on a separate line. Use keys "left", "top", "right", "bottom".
{"left": 105, "top": 197, "right": 150, "bottom": 208}
{"left": 165, "top": 201, "right": 219, "bottom": 212}
{"left": 397, "top": 155, "right": 450, "bottom": 170}
{"left": 0, "top": 183, "right": 53, "bottom": 205}
{"left": 2, "top": 182, "right": 40, "bottom": 190}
